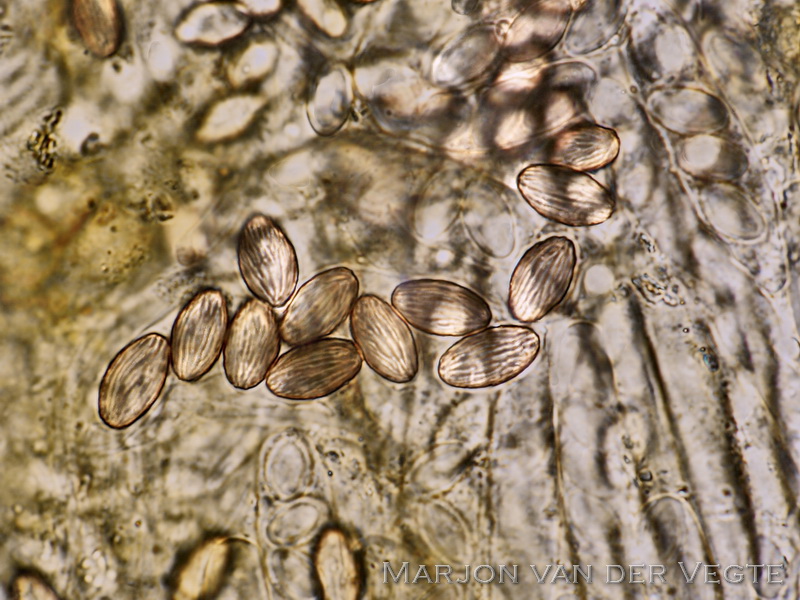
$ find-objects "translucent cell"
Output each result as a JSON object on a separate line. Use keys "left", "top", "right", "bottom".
{"left": 451, "top": 0, "right": 479, "bottom": 15}
{"left": 174, "top": 2, "right": 250, "bottom": 46}
{"left": 297, "top": 0, "right": 347, "bottom": 38}
{"left": 413, "top": 500, "right": 472, "bottom": 564}
{"left": 267, "top": 550, "right": 316, "bottom": 600}
{"left": 503, "top": 0, "right": 571, "bottom": 62}
{"left": 460, "top": 178, "right": 515, "bottom": 258}
{"left": 408, "top": 442, "right": 478, "bottom": 495}
{"left": 647, "top": 87, "right": 729, "bottom": 135}
{"left": 411, "top": 167, "right": 463, "bottom": 242}
{"left": 676, "top": 134, "right": 749, "bottom": 181}
{"left": 262, "top": 429, "right": 315, "bottom": 500}
{"left": 628, "top": 9, "right": 697, "bottom": 81}
{"left": 195, "top": 95, "right": 266, "bottom": 144}
{"left": 432, "top": 25, "right": 501, "bottom": 89}
{"left": 228, "top": 40, "right": 279, "bottom": 88}
{"left": 307, "top": 65, "right": 353, "bottom": 136}
{"left": 266, "top": 498, "right": 328, "bottom": 547}
{"left": 697, "top": 183, "right": 766, "bottom": 242}
{"left": 565, "top": 0, "right": 625, "bottom": 55}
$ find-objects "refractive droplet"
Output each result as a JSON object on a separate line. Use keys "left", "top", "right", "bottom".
{"left": 503, "top": 0, "right": 571, "bottom": 62}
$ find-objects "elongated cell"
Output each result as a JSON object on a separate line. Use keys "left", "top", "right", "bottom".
{"left": 564, "top": 0, "right": 625, "bottom": 55}
{"left": 313, "top": 528, "right": 361, "bottom": 600}
{"left": 174, "top": 2, "right": 250, "bottom": 46}
{"left": 461, "top": 178, "right": 515, "bottom": 258}
{"left": 438, "top": 325, "right": 540, "bottom": 388}
{"left": 451, "top": 0, "right": 479, "bottom": 15}
{"left": 297, "top": 0, "right": 347, "bottom": 38}
{"left": 98, "top": 333, "right": 170, "bottom": 429}
{"left": 10, "top": 573, "right": 61, "bottom": 600}
{"left": 697, "top": 183, "right": 766, "bottom": 242}
{"left": 509, "top": 236, "right": 576, "bottom": 322}
{"left": 266, "top": 498, "right": 328, "bottom": 547}
{"left": 196, "top": 95, "right": 265, "bottom": 144}
{"left": 236, "top": 0, "right": 281, "bottom": 17}
{"left": 228, "top": 41, "right": 279, "bottom": 88}
{"left": 676, "top": 134, "right": 748, "bottom": 181}
{"left": 391, "top": 279, "right": 491, "bottom": 336}
{"left": 432, "top": 25, "right": 501, "bottom": 89}
{"left": 503, "top": 0, "right": 571, "bottom": 62}
{"left": 648, "top": 87, "right": 729, "bottom": 135}
{"left": 268, "top": 550, "right": 316, "bottom": 600}
{"left": 171, "top": 289, "right": 228, "bottom": 381}
{"left": 72, "top": 0, "right": 122, "bottom": 57}
{"left": 350, "top": 295, "right": 418, "bottom": 383}
{"left": 549, "top": 123, "right": 620, "bottom": 171}
{"left": 408, "top": 442, "right": 478, "bottom": 495}
{"left": 223, "top": 299, "right": 279, "bottom": 389}
{"left": 173, "top": 538, "right": 230, "bottom": 600}
{"left": 262, "top": 429, "right": 315, "bottom": 500}
{"left": 517, "top": 164, "right": 614, "bottom": 226}
{"left": 238, "top": 214, "right": 298, "bottom": 307}
{"left": 266, "top": 339, "right": 361, "bottom": 400}
{"left": 307, "top": 65, "right": 353, "bottom": 136}
{"left": 280, "top": 267, "right": 359, "bottom": 346}
{"left": 411, "top": 167, "right": 463, "bottom": 242}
